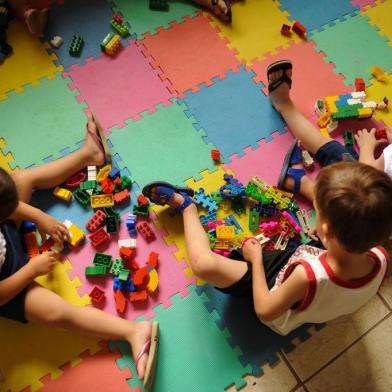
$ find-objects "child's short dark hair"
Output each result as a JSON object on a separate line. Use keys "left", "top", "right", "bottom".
{"left": 0, "top": 167, "right": 18, "bottom": 221}
{"left": 314, "top": 162, "right": 392, "bottom": 253}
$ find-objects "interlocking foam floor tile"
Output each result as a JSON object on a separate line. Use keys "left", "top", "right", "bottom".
{"left": 363, "top": 0, "right": 392, "bottom": 43}
{"left": 0, "top": 138, "right": 18, "bottom": 173}
{"left": 108, "top": 100, "right": 217, "bottom": 187}
{"left": 183, "top": 66, "right": 286, "bottom": 161}
{"left": 64, "top": 41, "right": 174, "bottom": 131}
{"left": 251, "top": 41, "right": 351, "bottom": 125}
{"left": 136, "top": 14, "right": 240, "bottom": 97}
{"left": 311, "top": 13, "right": 392, "bottom": 86}
{"left": 0, "top": 20, "right": 62, "bottom": 100}
{"left": 207, "top": 0, "right": 300, "bottom": 65}
{"left": 65, "top": 212, "right": 194, "bottom": 320}
{"left": 196, "top": 284, "right": 324, "bottom": 377}
{"left": 351, "top": 0, "right": 377, "bottom": 8}
{"left": 109, "top": 286, "right": 251, "bottom": 391}
{"left": 0, "top": 74, "right": 87, "bottom": 169}
{"left": 40, "top": 341, "right": 136, "bottom": 392}
{"left": 110, "top": 0, "right": 199, "bottom": 38}
{"left": 276, "top": 0, "right": 359, "bottom": 33}
{"left": 43, "top": 0, "right": 119, "bottom": 70}
{"left": 366, "top": 74, "right": 392, "bottom": 126}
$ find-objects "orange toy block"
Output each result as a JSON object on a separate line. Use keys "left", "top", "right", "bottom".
{"left": 24, "top": 232, "right": 40, "bottom": 258}
{"left": 133, "top": 266, "right": 149, "bottom": 286}
{"left": 147, "top": 251, "right": 159, "bottom": 269}
{"left": 114, "top": 289, "right": 127, "bottom": 313}
{"left": 129, "top": 290, "right": 148, "bottom": 302}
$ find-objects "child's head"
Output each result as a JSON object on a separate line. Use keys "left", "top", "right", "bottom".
{"left": 0, "top": 168, "right": 18, "bottom": 222}
{"left": 314, "top": 162, "right": 392, "bottom": 253}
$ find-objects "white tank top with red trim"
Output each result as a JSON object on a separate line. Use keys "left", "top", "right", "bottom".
{"left": 262, "top": 244, "right": 389, "bottom": 336}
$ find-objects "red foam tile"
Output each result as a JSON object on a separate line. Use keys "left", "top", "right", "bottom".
{"left": 251, "top": 41, "right": 352, "bottom": 120}
{"left": 137, "top": 14, "right": 240, "bottom": 97}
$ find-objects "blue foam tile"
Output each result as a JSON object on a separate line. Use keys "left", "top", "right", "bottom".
{"left": 276, "top": 0, "right": 359, "bottom": 33}
{"left": 182, "top": 66, "right": 286, "bottom": 162}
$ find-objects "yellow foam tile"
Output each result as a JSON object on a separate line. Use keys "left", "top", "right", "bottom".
{"left": 365, "top": 73, "right": 392, "bottom": 125}
{"left": 0, "top": 138, "right": 18, "bottom": 173}
{"left": 0, "top": 20, "right": 63, "bottom": 100}
{"left": 206, "top": 0, "right": 300, "bottom": 65}
{"left": 363, "top": 0, "right": 392, "bottom": 44}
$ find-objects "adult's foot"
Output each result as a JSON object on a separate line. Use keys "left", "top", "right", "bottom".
{"left": 24, "top": 8, "right": 48, "bottom": 36}
{"left": 193, "top": 0, "right": 231, "bottom": 22}
{"left": 83, "top": 111, "right": 105, "bottom": 166}
{"left": 268, "top": 68, "right": 293, "bottom": 112}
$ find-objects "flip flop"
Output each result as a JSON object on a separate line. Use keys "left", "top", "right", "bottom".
{"left": 89, "top": 112, "right": 112, "bottom": 163}
{"left": 267, "top": 60, "right": 292, "bottom": 94}
{"left": 211, "top": 0, "right": 232, "bottom": 23}
{"left": 136, "top": 322, "right": 159, "bottom": 390}
{"left": 143, "top": 181, "right": 194, "bottom": 205}
{"left": 277, "top": 140, "right": 305, "bottom": 194}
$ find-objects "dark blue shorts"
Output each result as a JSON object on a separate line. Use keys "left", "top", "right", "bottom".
{"left": 315, "top": 140, "right": 355, "bottom": 167}
{"left": 0, "top": 221, "right": 29, "bottom": 323}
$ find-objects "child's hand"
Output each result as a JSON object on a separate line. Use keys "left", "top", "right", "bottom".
{"left": 242, "top": 238, "right": 262, "bottom": 263}
{"left": 36, "top": 212, "right": 70, "bottom": 246}
{"left": 307, "top": 227, "right": 319, "bottom": 241}
{"left": 355, "top": 128, "right": 386, "bottom": 150}
{"left": 28, "top": 251, "right": 57, "bottom": 277}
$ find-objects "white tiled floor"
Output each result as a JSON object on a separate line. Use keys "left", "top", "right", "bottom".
{"left": 239, "top": 289, "right": 392, "bottom": 392}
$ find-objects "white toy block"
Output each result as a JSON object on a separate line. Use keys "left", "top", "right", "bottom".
{"left": 347, "top": 98, "right": 362, "bottom": 105}
{"left": 63, "top": 219, "right": 72, "bottom": 229}
{"left": 363, "top": 101, "right": 377, "bottom": 109}
{"left": 327, "top": 121, "right": 338, "bottom": 133}
{"left": 301, "top": 150, "right": 314, "bottom": 168}
{"left": 351, "top": 91, "right": 366, "bottom": 101}
{"left": 50, "top": 36, "right": 63, "bottom": 48}
{"left": 87, "top": 165, "right": 97, "bottom": 181}
{"left": 118, "top": 238, "right": 136, "bottom": 248}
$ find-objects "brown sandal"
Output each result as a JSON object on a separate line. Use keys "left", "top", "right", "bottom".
{"left": 211, "top": 0, "right": 232, "bottom": 22}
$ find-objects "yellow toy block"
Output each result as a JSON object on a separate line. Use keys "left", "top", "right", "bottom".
{"left": 53, "top": 186, "right": 72, "bottom": 202}
{"left": 147, "top": 269, "right": 159, "bottom": 293}
{"left": 96, "top": 164, "right": 112, "bottom": 182}
{"left": 358, "top": 107, "right": 374, "bottom": 118}
{"left": 214, "top": 239, "right": 230, "bottom": 250}
{"left": 325, "top": 96, "right": 338, "bottom": 114}
{"left": 63, "top": 220, "right": 85, "bottom": 247}
{"left": 90, "top": 194, "right": 114, "bottom": 208}
{"left": 371, "top": 66, "right": 388, "bottom": 83}
{"left": 216, "top": 225, "right": 235, "bottom": 240}
{"left": 317, "top": 112, "right": 331, "bottom": 128}
{"left": 105, "top": 34, "right": 122, "bottom": 56}
{"left": 319, "top": 127, "right": 331, "bottom": 138}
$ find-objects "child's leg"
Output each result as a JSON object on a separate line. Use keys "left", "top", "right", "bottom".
{"left": 25, "top": 283, "right": 152, "bottom": 380}
{"left": 12, "top": 112, "right": 105, "bottom": 204}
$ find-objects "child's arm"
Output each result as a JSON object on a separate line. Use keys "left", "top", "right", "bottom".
{"left": 243, "top": 239, "right": 308, "bottom": 322}
{"left": 0, "top": 252, "right": 56, "bottom": 306}
{"left": 355, "top": 128, "right": 385, "bottom": 171}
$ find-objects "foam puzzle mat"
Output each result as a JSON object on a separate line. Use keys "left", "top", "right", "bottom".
{"left": 0, "top": 0, "right": 391, "bottom": 390}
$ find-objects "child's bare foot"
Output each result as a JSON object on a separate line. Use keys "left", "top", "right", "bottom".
{"left": 269, "top": 68, "right": 292, "bottom": 112}
{"left": 193, "top": 0, "right": 231, "bottom": 22}
{"left": 83, "top": 111, "right": 105, "bottom": 166}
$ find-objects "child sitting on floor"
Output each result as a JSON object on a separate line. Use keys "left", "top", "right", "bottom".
{"left": 0, "top": 112, "right": 158, "bottom": 389}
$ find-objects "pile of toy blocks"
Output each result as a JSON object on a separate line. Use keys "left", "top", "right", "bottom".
{"left": 197, "top": 174, "right": 312, "bottom": 255}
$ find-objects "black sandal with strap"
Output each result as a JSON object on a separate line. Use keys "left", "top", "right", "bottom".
{"left": 267, "top": 60, "right": 292, "bottom": 94}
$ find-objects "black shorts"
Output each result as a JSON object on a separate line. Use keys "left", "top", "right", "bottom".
{"left": 216, "top": 240, "right": 323, "bottom": 300}
{"left": 315, "top": 140, "right": 355, "bottom": 167}
{"left": 0, "top": 221, "right": 29, "bottom": 323}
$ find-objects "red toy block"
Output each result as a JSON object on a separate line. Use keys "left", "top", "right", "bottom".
{"left": 89, "top": 286, "right": 105, "bottom": 304}
{"left": 147, "top": 251, "right": 159, "bottom": 269}
{"left": 24, "top": 232, "right": 40, "bottom": 258}
{"left": 355, "top": 77, "right": 366, "bottom": 92}
{"left": 39, "top": 238, "right": 55, "bottom": 253}
{"left": 119, "top": 246, "right": 136, "bottom": 263}
{"left": 211, "top": 149, "right": 221, "bottom": 162}
{"left": 114, "top": 289, "right": 127, "bottom": 313}
{"left": 101, "top": 178, "right": 114, "bottom": 194}
{"left": 113, "top": 177, "right": 122, "bottom": 187}
{"left": 292, "top": 20, "right": 306, "bottom": 38}
{"left": 65, "top": 171, "right": 87, "bottom": 188}
{"left": 137, "top": 194, "right": 150, "bottom": 207}
{"left": 88, "top": 227, "right": 110, "bottom": 247}
{"left": 129, "top": 290, "right": 148, "bottom": 302}
{"left": 280, "top": 24, "right": 291, "bottom": 36}
{"left": 86, "top": 210, "right": 107, "bottom": 232}
{"left": 114, "top": 189, "right": 130, "bottom": 204}
{"left": 375, "top": 128, "right": 387, "bottom": 140}
{"left": 133, "top": 266, "right": 149, "bottom": 286}
{"left": 136, "top": 221, "right": 156, "bottom": 243}
{"left": 113, "top": 13, "right": 123, "bottom": 24}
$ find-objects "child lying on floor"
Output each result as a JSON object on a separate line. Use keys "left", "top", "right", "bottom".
{"left": 0, "top": 112, "right": 158, "bottom": 389}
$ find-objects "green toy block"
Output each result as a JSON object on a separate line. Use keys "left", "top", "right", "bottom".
{"left": 245, "top": 182, "right": 271, "bottom": 204}
{"left": 120, "top": 175, "right": 132, "bottom": 190}
{"left": 101, "top": 32, "right": 115, "bottom": 51}
{"left": 118, "top": 268, "right": 130, "bottom": 282}
{"left": 79, "top": 180, "right": 97, "bottom": 191}
{"left": 69, "top": 35, "right": 84, "bottom": 57}
{"left": 210, "top": 191, "right": 222, "bottom": 205}
{"left": 110, "top": 19, "right": 130, "bottom": 37}
{"left": 208, "top": 233, "right": 216, "bottom": 250}
{"left": 149, "top": 0, "right": 169, "bottom": 11}
{"left": 85, "top": 265, "right": 107, "bottom": 276}
{"left": 106, "top": 215, "right": 119, "bottom": 233}
{"left": 103, "top": 206, "right": 120, "bottom": 218}
{"left": 343, "top": 130, "right": 354, "bottom": 146}
{"left": 316, "top": 99, "right": 324, "bottom": 111}
{"left": 110, "top": 258, "right": 124, "bottom": 276}
{"left": 93, "top": 184, "right": 102, "bottom": 195}
{"left": 93, "top": 252, "right": 112, "bottom": 267}
{"left": 132, "top": 204, "right": 149, "bottom": 217}
{"left": 248, "top": 208, "right": 260, "bottom": 232}
{"left": 73, "top": 189, "right": 90, "bottom": 207}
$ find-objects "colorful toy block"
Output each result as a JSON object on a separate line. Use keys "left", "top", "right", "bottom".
{"left": 63, "top": 220, "right": 85, "bottom": 247}
{"left": 65, "top": 171, "right": 87, "bottom": 188}
{"left": 211, "top": 149, "right": 221, "bottom": 162}
{"left": 73, "top": 189, "right": 90, "bottom": 207}
{"left": 133, "top": 266, "right": 149, "bottom": 286}
{"left": 118, "top": 238, "right": 137, "bottom": 248}
{"left": 50, "top": 35, "right": 63, "bottom": 48}
{"left": 90, "top": 194, "right": 114, "bottom": 208}
{"left": 53, "top": 186, "right": 72, "bottom": 202}
{"left": 301, "top": 150, "right": 314, "bottom": 168}
{"left": 88, "top": 227, "right": 110, "bottom": 247}
{"left": 343, "top": 131, "right": 354, "bottom": 147}
{"left": 194, "top": 188, "right": 218, "bottom": 213}
{"left": 79, "top": 180, "right": 97, "bottom": 191}
{"left": 224, "top": 215, "right": 243, "bottom": 232}
{"left": 87, "top": 165, "right": 97, "bottom": 181}
{"left": 149, "top": 0, "right": 169, "bottom": 11}
{"left": 126, "top": 213, "right": 137, "bottom": 235}
{"left": 371, "top": 66, "right": 388, "bottom": 82}
{"left": 292, "top": 21, "right": 306, "bottom": 38}
{"left": 106, "top": 215, "right": 119, "bottom": 233}
{"left": 216, "top": 225, "right": 235, "bottom": 240}
{"left": 97, "top": 165, "right": 112, "bottom": 182}
{"left": 110, "top": 258, "right": 124, "bottom": 275}
{"left": 21, "top": 221, "right": 37, "bottom": 233}
{"left": 296, "top": 209, "right": 311, "bottom": 233}
{"left": 86, "top": 210, "right": 107, "bottom": 232}
{"left": 147, "top": 252, "right": 159, "bottom": 269}
{"left": 248, "top": 208, "right": 260, "bottom": 232}
{"left": 120, "top": 175, "right": 132, "bottom": 190}
{"left": 89, "top": 286, "right": 105, "bottom": 304}
{"left": 101, "top": 32, "right": 122, "bottom": 56}
{"left": 39, "top": 238, "right": 55, "bottom": 253}
{"left": 137, "top": 194, "right": 150, "bottom": 207}
{"left": 282, "top": 211, "right": 302, "bottom": 233}
{"left": 108, "top": 167, "right": 120, "bottom": 179}
{"left": 113, "top": 13, "right": 123, "bottom": 24}
{"left": 129, "top": 290, "right": 148, "bottom": 302}
{"left": 24, "top": 232, "right": 40, "bottom": 258}
{"left": 118, "top": 269, "right": 130, "bottom": 282}
{"left": 147, "top": 269, "right": 159, "bottom": 293}
{"left": 132, "top": 204, "right": 149, "bottom": 217}
{"left": 355, "top": 78, "right": 365, "bottom": 92}
{"left": 375, "top": 128, "right": 387, "bottom": 140}
{"left": 69, "top": 35, "right": 84, "bottom": 56}
{"left": 280, "top": 24, "right": 291, "bottom": 36}
{"left": 85, "top": 265, "right": 107, "bottom": 276}
{"left": 110, "top": 19, "right": 130, "bottom": 37}
{"left": 136, "top": 221, "right": 156, "bottom": 243}
{"left": 114, "top": 289, "right": 127, "bottom": 313}
{"left": 93, "top": 252, "right": 112, "bottom": 268}
{"left": 114, "top": 189, "right": 130, "bottom": 204}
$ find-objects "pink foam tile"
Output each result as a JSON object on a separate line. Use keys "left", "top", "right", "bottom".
{"left": 66, "top": 213, "right": 195, "bottom": 320}
{"left": 250, "top": 41, "right": 352, "bottom": 120}
{"left": 63, "top": 41, "right": 174, "bottom": 131}
{"left": 137, "top": 14, "right": 240, "bottom": 97}
{"left": 351, "top": 0, "right": 377, "bottom": 8}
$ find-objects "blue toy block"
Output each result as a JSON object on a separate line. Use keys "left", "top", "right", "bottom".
{"left": 109, "top": 167, "right": 121, "bottom": 179}
{"left": 224, "top": 215, "right": 243, "bottom": 232}
{"left": 194, "top": 188, "right": 218, "bottom": 213}
{"left": 21, "top": 221, "right": 37, "bottom": 233}
{"left": 199, "top": 212, "right": 217, "bottom": 227}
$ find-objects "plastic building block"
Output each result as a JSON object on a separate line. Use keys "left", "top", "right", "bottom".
{"left": 113, "top": 13, "right": 123, "bottom": 24}
{"left": 126, "top": 213, "right": 137, "bottom": 235}
{"left": 118, "top": 238, "right": 137, "bottom": 248}
{"left": 87, "top": 165, "right": 97, "bottom": 181}
{"left": 113, "top": 177, "right": 122, "bottom": 187}
{"left": 69, "top": 35, "right": 83, "bottom": 57}
{"left": 194, "top": 188, "right": 218, "bottom": 213}
{"left": 301, "top": 150, "right": 314, "bottom": 168}
{"left": 65, "top": 171, "right": 87, "bottom": 188}
{"left": 292, "top": 21, "right": 306, "bottom": 38}
{"left": 371, "top": 66, "right": 388, "bottom": 83}
{"left": 63, "top": 220, "right": 85, "bottom": 247}
{"left": 355, "top": 77, "right": 365, "bottom": 92}
{"left": 24, "top": 232, "right": 40, "bottom": 258}
{"left": 93, "top": 252, "right": 112, "bottom": 268}
{"left": 120, "top": 175, "right": 132, "bottom": 190}
{"left": 136, "top": 221, "right": 156, "bottom": 243}
{"left": 216, "top": 225, "right": 235, "bottom": 240}
{"left": 91, "top": 194, "right": 114, "bottom": 208}
{"left": 50, "top": 35, "right": 63, "bottom": 48}
{"left": 343, "top": 131, "right": 354, "bottom": 147}
{"left": 88, "top": 227, "right": 110, "bottom": 247}
{"left": 52, "top": 186, "right": 72, "bottom": 202}
{"left": 132, "top": 204, "right": 149, "bottom": 217}
{"left": 86, "top": 210, "right": 107, "bottom": 232}
{"left": 281, "top": 211, "right": 302, "bottom": 233}
{"left": 21, "top": 221, "right": 37, "bottom": 233}
{"left": 224, "top": 215, "right": 243, "bottom": 232}
{"left": 129, "top": 290, "right": 148, "bottom": 302}
{"left": 147, "top": 269, "right": 159, "bottom": 293}
{"left": 211, "top": 149, "right": 221, "bottom": 162}
{"left": 118, "top": 269, "right": 130, "bottom": 282}
{"left": 106, "top": 215, "right": 119, "bottom": 233}
{"left": 73, "top": 189, "right": 90, "bottom": 207}
{"left": 103, "top": 206, "right": 121, "bottom": 219}
{"left": 254, "top": 233, "right": 270, "bottom": 246}
{"left": 101, "top": 32, "right": 122, "bottom": 56}
{"left": 79, "top": 180, "right": 97, "bottom": 191}
{"left": 248, "top": 208, "right": 260, "bottom": 232}
{"left": 119, "top": 247, "right": 137, "bottom": 266}
{"left": 89, "top": 286, "right": 105, "bottom": 304}
{"left": 85, "top": 265, "right": 107, "bottom": 276}
{"left": 133, "top": 266, "right": 149, "bottom": 286}
{"left": 114, "top": 289, "right": 127, "bottom": 313}
{"left": 280, "top": 24, "right": 291, "bottom": 36}
{"left": 296, "top": 209, "right": 311, "bottom": 233}
{"left": 149, "top": 0, "right": 169, "bottom": 11}
{"left": 137, "top": 194, "right": 150, "bottom": 207}
{"left": 113, "top": 276, "right": 135, "bottom": 292}
{"left": 317, "top": 112, "right": 331, "bottom": 128}
{"left": 108, "top": 167, "right": 120, "bottom": 179}
{"left": 39, "top": 238, "right": 54, "bottom": 253}
{"left": 110, "top": 258, "right": 124, "bottom": 275}
{"left": 375, "top": 128, "right": 387, "bottom": 140}
{"left": 97, "top": 165, "right": 112, "bottom": 182}
{"left": 147, "top": 251, "right": 159, "bottom": 269}
{"left": 114, "top": 189, "right": 130, "bottom": 204}
{"left": 274, "top": 233, "right": 289, "bottom": 251}
{"left": 110, "top": 19, "right": 130, "bottom": 37}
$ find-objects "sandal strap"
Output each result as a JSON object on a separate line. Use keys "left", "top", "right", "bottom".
{"left": 290, "top": 143, "right": 303, "bottom": 165}
{"left": 135, "top": 340, "right": 151, "bottom": 368}
{"left": 286, "top": 168, "right": 305, "bottom": 194}
{"left": 172, "top": 192, "right": 194, "bottom": 215}
{"left": 268, "top": 72, "right": 292, "bottom": 93}
{"left": 152, "top": 185, "right": 175, "bottom": 205}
